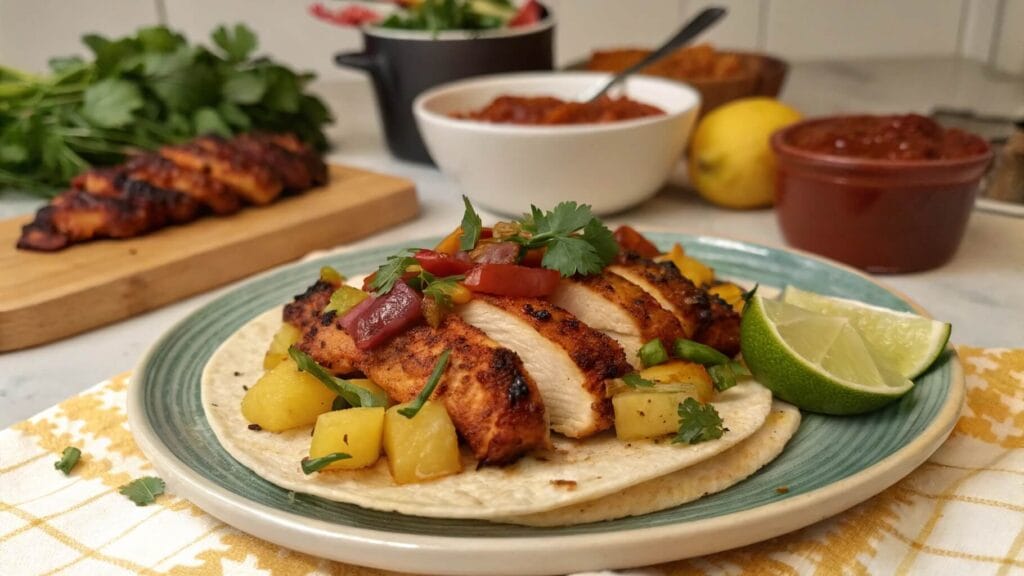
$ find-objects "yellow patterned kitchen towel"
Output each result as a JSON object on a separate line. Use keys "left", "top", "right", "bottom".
{"left": 1, "top": 346, "right": 1022, "bottom": 576}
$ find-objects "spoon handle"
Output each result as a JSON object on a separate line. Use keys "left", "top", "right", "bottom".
{"left": 587, "top": 6, "right": 727, "bottom": 102}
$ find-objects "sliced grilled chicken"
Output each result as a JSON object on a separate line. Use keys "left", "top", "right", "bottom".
{"left": 457, "top": 296, "right": 630, "bottom": 438}
{"left": 285, "top": 276, "right": 361, "bottom": 376}
{"left": 611, "top": 257, "right": 742, "bottom": 357}
{"left": 299, "top": 313, "right": 549, "bottom": 464}
{"left": 123, "top": 154, "right": 243, "bottom": 215}
{"left": 160, "top": 137, "right": 283, "bottom": 205}
{"left": 608, "top": 259, "right": 712, "bottom": 339}
{"left": 550, "top": 272, "right": 686, "bottom": 368}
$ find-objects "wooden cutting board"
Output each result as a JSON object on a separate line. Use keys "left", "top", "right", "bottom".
{"left": 0, "top": 164, "right": 418, "bottom": 352}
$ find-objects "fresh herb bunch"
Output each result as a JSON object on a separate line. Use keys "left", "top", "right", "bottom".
{"left": 0, "top": 24, "right": 332, "bottom": 196}
{"left": 380, "top": 0, "right": 519, "bottom": 32}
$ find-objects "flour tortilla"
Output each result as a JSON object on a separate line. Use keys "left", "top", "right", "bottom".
{"left": 502, "top": 401, "right": 800, "bottom": 526}
{"left": 202, "top": 307, "right": 774, "bottom": 520}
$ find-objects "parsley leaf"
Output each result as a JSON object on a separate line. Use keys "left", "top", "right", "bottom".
{"left": 514, "top": 202, "right": 618, "bottom": 277}
{"left": 533, "top": 201, "right": 594, "bottom": 236}
{"left": 399, "top": 349, "right": 451, "bottom": 418}
{"left": 119, "top": 476, "right": 166, "bottom": 506}
{"left": 583, "top": 217, "right": 620, "bottom": 264}
{"left": 674, "top": 398, "right": 726, "bottom": 445}
{"left": 459, "top": 195, "right": 482, "bottom": 251}
{"left": 542, "top": 236, "right": 604, "bottom": 277}
{"left": 368, "top": 249, "right": 418, "bottom": 296}
{"left": 301, "top": 453, "right": 351, "bottom": 475}
{"left": 211, "top": 24, "right": 258, "bottom": 63}
{"left": 623, "top": 372, "right": 656, "bottom": 388}
{"left": 420, "top": 274, "right": 464, "bottom": 309}
{"left": 54, "top": 446, "right": 81, "bottom": 476}
{"left": 81, "top": 78, "right": 144, "bottom": 128}
{"left": 289, "top": 347, "right": 389, "bottom": 408}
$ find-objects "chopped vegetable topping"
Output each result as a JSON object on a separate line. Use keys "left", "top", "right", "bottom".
{"left": 414, "top": 249, "right": 473, "bottom": 277}
{"left": 324, "top": 285, "right": 369, "bottom": 316}
{"left": 301, "top": 452, "right": 352, "bottom": 474}
{"left": 399, "top": 349, "right": 451, "bottom": 418}
{"left": 368, "top": 249, "right": 418, "bottom": 296}
{"left": 674, "top": 398, "right": 726, "bottom": 445}
{"left": 319, "top": 266, "right": 344, "bottom": 284}
{"left": 348, "top": 282, "right": 424, "bottom": 350}
{"left": 289, "top": 347, "right": 389, "bottom": 407}
{"left": 54, "top": 446, "right": 81, "bottom": 476}
{"left": 709, "top": 361, "right": 752, "bottom": 392}
{"left": 119, "top": 476, "right": 166, "bottom": 506}
{"left": 673, "top": 338, "right": 730, "bottom": 366}
{"left": 518, "top": 202, "right": 618, "bottom": 276}
{"left": 638, "top": 338, "right": 670, "bottom": 367}
{"left": 463, "top": 264, "right": 560, "bottom": 297}
{"left": 459, "top": 195, "right": 482, "bottom": 251}
{"left": 622, "top": 372, "right": 656, "bottom": 388}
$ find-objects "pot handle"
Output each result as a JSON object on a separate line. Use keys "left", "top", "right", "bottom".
{"left": 334, "top": 51, "right": 380, "bottom": 73}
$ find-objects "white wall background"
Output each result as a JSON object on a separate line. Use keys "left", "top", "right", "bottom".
{"left": 1, "top": 0, "right": 1022, "bottom": 80}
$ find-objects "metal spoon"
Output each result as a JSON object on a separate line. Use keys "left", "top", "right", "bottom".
{"left": 581, "top": 6, "right": 727, "bottom": 102}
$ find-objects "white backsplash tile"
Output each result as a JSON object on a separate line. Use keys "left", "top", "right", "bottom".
{"left": 0, "top": 0, "right": 161, "bottom": 73}
{"left": 764, "top": 0, "right": 964, "bottom": 60}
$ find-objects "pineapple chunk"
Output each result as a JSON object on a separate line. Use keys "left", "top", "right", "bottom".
{"left": 309, "top": 407, "right": 385, "bottom": 470}
{"left": 241, "top": 357, "right": 336, "bottom": 432}
{"left": 640, "top": 360, "right": 713, "bottom": 397}
{"left": 263, "top": 323, "right": 301, "bottom": 370}
{"left": 660, "top": 243, "right": 715, "bottom": 287}
{"left": 614, "top": 390, "right": 707, "bottom": 441}
{"left": 383, "top": 401, "right": 461, "bottom": 484}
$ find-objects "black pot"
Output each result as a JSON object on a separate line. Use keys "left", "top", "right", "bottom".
{"left": 335, "top": 16, "right": 555, "bottom": 164}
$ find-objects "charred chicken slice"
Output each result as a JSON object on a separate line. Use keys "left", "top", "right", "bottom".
{"left": 160, "top": 137, "right": 283, "bottom": 205}
{"left": 231, "top": 133, "right": 328, "bottom": 190}
{"left": 694, "top": 293, "right": 741, "bottom": 357}
{"left": 608, "top": 259, "right": 712, "bottom": 339}
{"left": 457, "top": 296, "right": 630, "bottom": 438}
{"left": 550, "top": 272, "right": 686, "bottom": 368}
{"left": 123, "top": 154, "right": 243, "bottom": 215}
{"left": 298, "top": 312, "right": 550, "bottom": 464}
{"left": 71, "top": 168, "right": 201, "bottom": 224}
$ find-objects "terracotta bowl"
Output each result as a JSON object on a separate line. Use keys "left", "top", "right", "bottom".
{"left": 771, "top": 117, "right": 993, "bottom": 274}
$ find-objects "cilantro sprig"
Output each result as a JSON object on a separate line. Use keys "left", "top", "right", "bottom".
{"left": 119, "top": 476, "right": 166, "bottom": 506}
{"left": 54, "top": 447, "right": 81, "bottom": 476}
{"left": 368, "top": 249, "right": 418, "bottom": 296}
{"left": 459, "top": 195, "right": 482, "bottom": 251}
{"left": 515, "top": 202, "right": 618, "bottom": 277}
{"left": 674, "top": 398, "right": 727, "bottom": 445}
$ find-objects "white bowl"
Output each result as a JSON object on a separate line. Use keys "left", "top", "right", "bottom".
{"left": 413, "top": 72, "right": 701, "bottom": 215}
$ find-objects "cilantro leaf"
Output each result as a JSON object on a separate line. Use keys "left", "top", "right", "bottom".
{"left": 223, "top": 70, "right": 267, "bottom": 104}
{"left": 81, "top": 79, "right": 144, "bottom": 128}
{"left": 582, "top": 217, "right": 619, "bottom": 264}
{"left": 533, "top": 201, "right": 594, "bottom": 236}
{"left": 459, "top": 195, "right": 482, "bottom": 251}
{"left": 542, "top": 236, "right": 604, "bottom": 277}
{"left": 674, "top": 398, "right": 726, "bottom": 445}
{"left": 289, "top": 347, "right": 389, "bottom": 408}
{"left": 623, "top": 372, "right": 656, "bottom": 388}
{"left": 119, "top": 476, "right": 166, "bottom": 506}
{"left": 212, "top": 24, "right": 258, "bottom": 62}
{"left": 54, "top": 446, "right": 81, "bottom": 476}
{"left": 368, "top": 249, "right": 418, "bottom": 296}
{"left": 301, "top": 452, "right": 351, "bottom": 474}
{"left": 193, "top": 107, "right": 232, "bottom": 137}
{"left": 399, "top": 349, "right": 451, "bottom": 418}
{"left": 421, "top": 274, "right": 464, "bottom": 309}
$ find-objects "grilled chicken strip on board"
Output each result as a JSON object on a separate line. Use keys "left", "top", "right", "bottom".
{"left": 550, "top": 272, "right": 687, "bottom": 368}
{"left": 160, "top": 137, "right": 284, "bottom": 205}
{"left": 122, "top": 154, "right": 243, "bottom": 215}
{"left": 298, "top": 312, "right": 550, "bottom": 465}
{"left": 457, "top": 296, "right": 630, "bottom": 438}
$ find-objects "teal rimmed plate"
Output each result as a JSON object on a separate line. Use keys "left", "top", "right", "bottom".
{"left": 128, "top": 233, "right": 963, "bottom": 575}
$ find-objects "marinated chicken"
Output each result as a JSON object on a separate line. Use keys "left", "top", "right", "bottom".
{"left": 550, "top": 272, "right": 687, "bottom": 368}
{"left": 458, "top": 296, "right": 630, "bottom": 438}
{"left": 17, "top": 132, "right": 326, "bottom": 252}
{"left": 608, "top": 259, "right": 712, "bottom": 339}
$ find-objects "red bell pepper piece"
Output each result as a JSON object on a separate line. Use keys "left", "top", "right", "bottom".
{"left": 613, "top": 225, "right": 660, "bottom": 258}
{"left": 509, "top": 0, "right": 542, "bottom": 27}
{"left": 346, "top": 282, "right": 423, "bottom": 350}
{"left": 464, "top": 264, "right": 561, "bottom": 297}
{"left": 414, "top": 249, "right": 473, "bottom": 277}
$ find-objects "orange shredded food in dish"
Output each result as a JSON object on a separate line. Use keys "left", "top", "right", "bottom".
{"left": 588, "top": 44, "right": 745, "bottom": 81}
{"left": 452, "top": 95, "right": 664, "bottom": 125}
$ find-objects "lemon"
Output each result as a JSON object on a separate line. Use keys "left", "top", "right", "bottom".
{"left": 689, "top": 97, "right": 801, "bottom": 209}
{"left": 740, "top": 293, "right": 914, "bottom": 415}
{"left": 782, "top": 286, "right": 951, "bottom": 379}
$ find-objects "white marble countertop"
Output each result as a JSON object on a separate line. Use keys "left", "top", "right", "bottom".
{"left": 2, "top": 57, "right": 1022, "bottom": 428}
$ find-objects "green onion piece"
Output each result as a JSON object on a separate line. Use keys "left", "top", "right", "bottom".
{"left": 638, "top": 338, "right": 669, "bottom": 368}
{"left": 331, "top": 396, "right": 350, "bottom": 411}
{"left": 399, "top": 349, "right": 451, "bottom": 418}
{"left": 708, "top": 364, "right": 736, "bottom": 391}
{"left": 289, "top": 347, "right": 389, "bottom": 408}
{"left": 301, "top": 453, "right": 351, "bottom": 474}
{"left": 728, "top": 360, "right": 751, "bottom": 377}
{"left": 54, "top": 446, "right": 81, "bottom": 476}
{"left": 622, "top": 372, "right": 656, "bottom": 388}
{"left": 673, "top": 339, "right": 730, "bottom": 366}
{"left": 323, "top": 285, "right": 368, "bottom": 316}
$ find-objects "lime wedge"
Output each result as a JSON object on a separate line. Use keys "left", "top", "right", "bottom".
{"left": 782, "top": 286, "right": 951, "bottom": 379}
{"left": 740, "top": 294, "right": 914, "bottom": 415}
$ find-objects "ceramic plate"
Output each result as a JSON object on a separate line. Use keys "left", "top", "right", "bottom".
{"left": 128, "top": 233, "right": 964, "bottom": 576}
